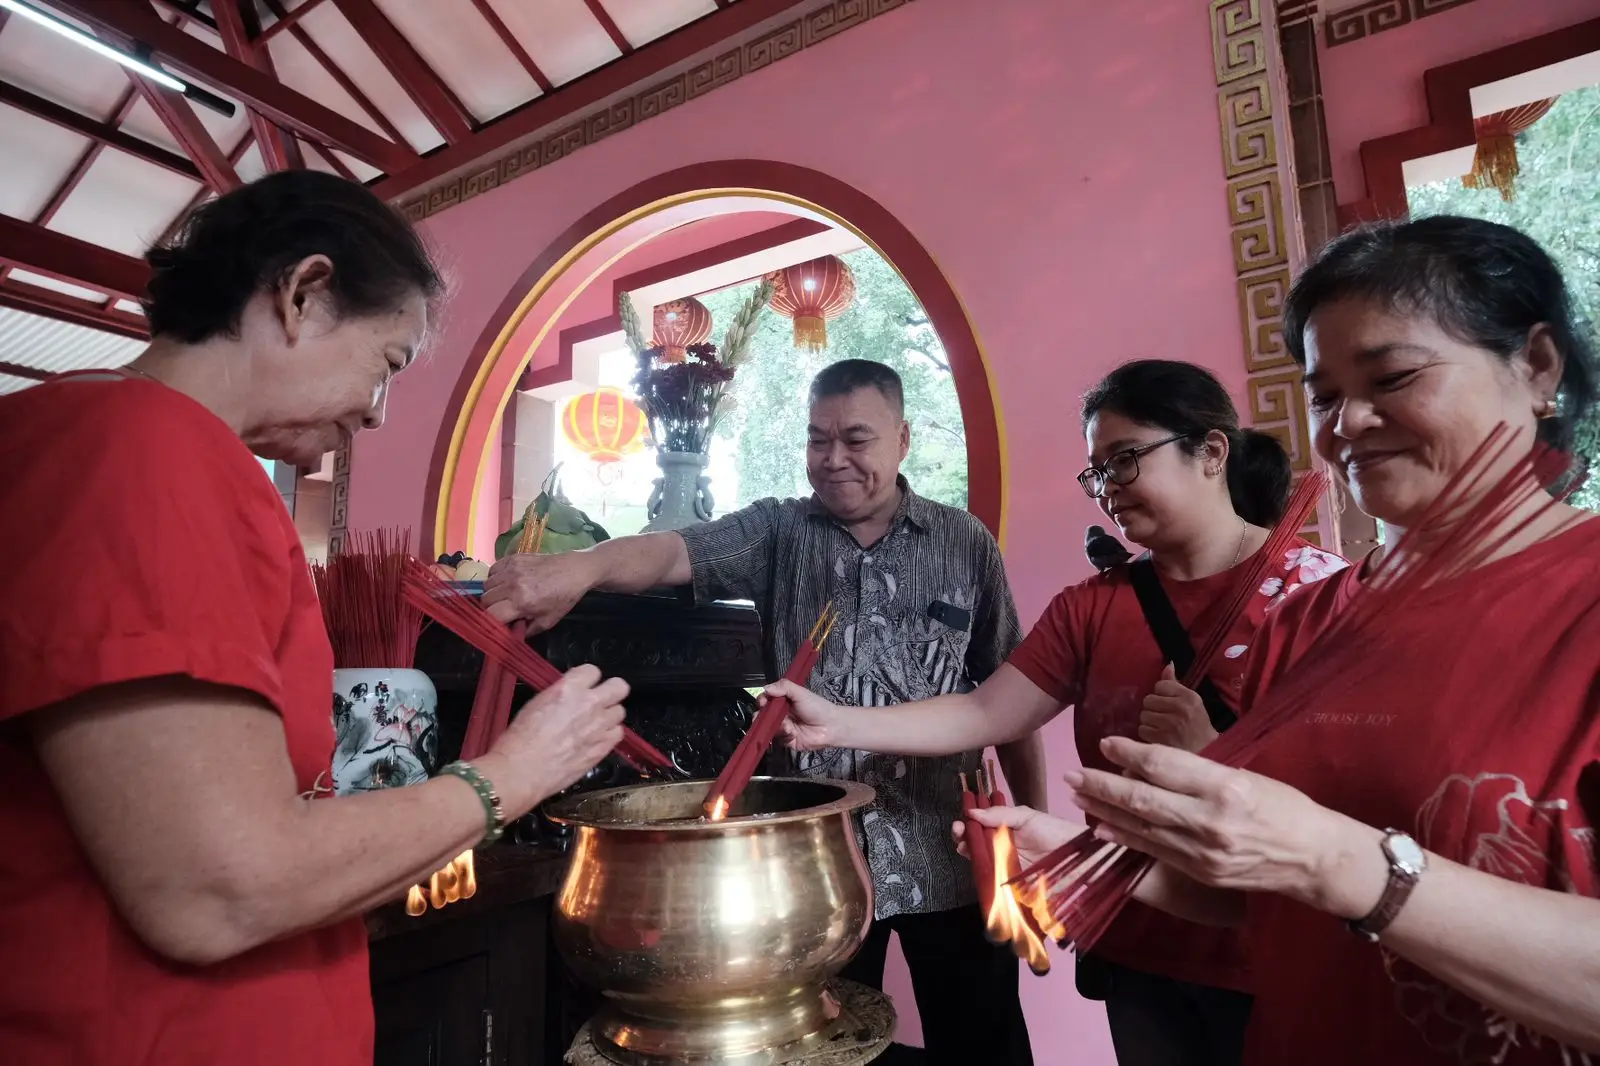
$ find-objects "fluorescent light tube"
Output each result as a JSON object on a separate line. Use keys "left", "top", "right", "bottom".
{"left": 0, "top": 0, "right": 188, "bottom": 93}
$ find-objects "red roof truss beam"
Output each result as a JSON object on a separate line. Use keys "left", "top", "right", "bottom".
{"left": 212, "top": 0, "right": 304, "bottom": 172}
{"left": 0, "top": 214, "right": 151, "bottom": 304}
{"left": 467, "top": 0, "right": 553, "bottom": 93}
{"left": 257, "top": 0, "right": 334, "bottom": 44}
{"left": 43, "top": 0, "right": 415, "bottom": 172}
{"left": 259, "top": 0, "right": 411, "bottom": 150}
{"left": 329, "top": 0, "right": 475, "bottom": 143}
{"left": 130, "top": 75, "right": 242, "bottom": 191}
{"left": 582, "top": 0, "right": 633, "bottom": 54}
{"left": 0, "top": 80, "right": 200, "bottom": 181}
{"left": 0, "top": 284, "right": 149, "bottom": 342}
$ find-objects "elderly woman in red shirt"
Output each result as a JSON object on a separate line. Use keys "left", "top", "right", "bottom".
{"left": 0, "top": 172, "right": 630, "bottom": 1066}
{"left": 975, "top": 215, "right": 1600, "bottom": 1064}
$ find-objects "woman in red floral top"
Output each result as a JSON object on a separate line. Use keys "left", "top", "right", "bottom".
{"left": 978, "top": 216, "right": 1600, "bottom": 1064}
{"left": 776, "top": 358, "right": 1346, "bottom": 1065}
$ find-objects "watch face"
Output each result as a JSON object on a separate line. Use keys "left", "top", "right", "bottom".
{"left": 1386, "top": 833, "right": 1427, "bottom": 874}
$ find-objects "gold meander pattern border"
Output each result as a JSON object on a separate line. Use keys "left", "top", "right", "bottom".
{"left": 328, "top": 442, "right": 351, "bottom": 557}
{"left": 1324, "top": 0, "right": 1481, "bottom": 48}
{"left": 395, "top": 0, "right": 913, "bottom": 224}
{"left": 1210, "top": 0, "right": 1327, "bottom": 545}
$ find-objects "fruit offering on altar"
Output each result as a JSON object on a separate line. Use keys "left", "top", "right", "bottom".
{"left": 432, "top": 551, "right": 490, "bottom": 583}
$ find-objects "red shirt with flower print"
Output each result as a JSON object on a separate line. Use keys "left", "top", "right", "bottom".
{"left": 1009, "top": 537, "right": 1347, "bottom": 990}
{"left": 1235, "top": 519, "right": 1600, "bottom": 1065}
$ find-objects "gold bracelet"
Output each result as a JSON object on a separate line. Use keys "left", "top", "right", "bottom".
{"left": 438, "top": 760, "right": 505, "bottom": 846}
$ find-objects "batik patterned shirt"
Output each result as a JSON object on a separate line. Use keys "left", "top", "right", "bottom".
{"left": 678, "top": 478, "right": 1021, "bottom": 920}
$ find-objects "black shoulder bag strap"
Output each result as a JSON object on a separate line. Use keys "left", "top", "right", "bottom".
{"left": 1126, "top": 556, "right": 1238, "bottom": 733}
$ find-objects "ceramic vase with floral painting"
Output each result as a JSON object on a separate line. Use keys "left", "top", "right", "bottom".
{"left": 331, "top": 667, "right": 440, "bottom": 795}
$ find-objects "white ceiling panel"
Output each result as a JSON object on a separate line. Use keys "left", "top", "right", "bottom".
{"left": 0, "top": 103, "right": 87, "bottom": 220}
{"left": 371, "top": 0, "right": 541, "bottom": 121}
{"left": 48, "top": 151, "right": 201, "bottom": 256}
{"left": 298, "top": 3, "right": 446, "bottom": 153}
{"left": 602, "top": 0, "right": 717, "bottom": 49}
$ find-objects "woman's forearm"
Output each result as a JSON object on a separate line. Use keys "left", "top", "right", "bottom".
{"left": 34, "top": 685, "right": 551, "bottom": 966}
{"left": 254, "top": 760, "right": 515, "bottom": 939}
{"left": 830, "top": 665, "right": 1063, "bottom": 756}
{"left": 1314, "top": 822, "right": 1600, "bottom": 1052}
{"left": 1132, "top": 861, "right": 1246, "bottom": 927}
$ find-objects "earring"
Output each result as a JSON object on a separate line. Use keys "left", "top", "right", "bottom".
{"left": 1539, "top": 397, "right": 1559, "bottom": 419}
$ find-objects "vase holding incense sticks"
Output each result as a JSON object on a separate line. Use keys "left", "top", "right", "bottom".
{"left": 331, "top": 668, "right": 440, "bottom": 795}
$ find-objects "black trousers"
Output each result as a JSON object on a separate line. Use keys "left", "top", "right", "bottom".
{"left": 840, "top": 902, "right": 1033, "bottom": 1066}
{"left": 1100, "top": 959, "right": 1252, "bottom": 1066}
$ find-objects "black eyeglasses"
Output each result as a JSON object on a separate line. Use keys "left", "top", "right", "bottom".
{"left": 1077, "top": 433, "right": 1192, "bottom": 498}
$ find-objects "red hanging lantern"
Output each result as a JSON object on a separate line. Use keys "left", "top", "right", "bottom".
{"left": 1463, "top": 97, "right": 1556, "bottom": 202}
{"left": 561, "top": 387, "right": 648, "bottom": 465}
{"left": 651, "top": 297, "right": 713, "bottom": 364}
{"left": 767, "top": 256, "right": 857, "bottom": 352}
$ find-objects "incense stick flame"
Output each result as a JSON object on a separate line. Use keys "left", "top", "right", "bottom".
{"left": 708, "top": 796, "right": 731, "bottom": 822}
{"left": 988, "top": 824, "right": 1052, "bottom": 975}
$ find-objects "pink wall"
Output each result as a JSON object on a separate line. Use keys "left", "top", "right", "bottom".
{"left": 1320, "top": 0, "right": 1598, "bottom": 205}
{"left": 351, "top": 0, "right": 1253, "bottom": 1057}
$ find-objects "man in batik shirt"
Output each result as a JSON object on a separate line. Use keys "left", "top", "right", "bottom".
{"left": 485, "top": 360, "right": 1042, "bottom": 1064}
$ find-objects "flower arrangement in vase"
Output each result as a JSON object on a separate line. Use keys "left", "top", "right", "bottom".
{"left": 619, "top": 281, "right": 771, "bottom": 531}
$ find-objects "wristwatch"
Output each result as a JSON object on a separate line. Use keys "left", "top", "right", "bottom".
{"left": 1346, "top": 829, "right": 1427, "bottom": 942}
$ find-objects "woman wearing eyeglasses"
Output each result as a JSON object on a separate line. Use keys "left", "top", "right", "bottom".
{"left": 769, "top": 358, "right": 1346, "bottom": 1065}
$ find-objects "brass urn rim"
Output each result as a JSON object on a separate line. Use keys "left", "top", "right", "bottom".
{"left": 544, "top": 777, "right": 876, "bottom": 831}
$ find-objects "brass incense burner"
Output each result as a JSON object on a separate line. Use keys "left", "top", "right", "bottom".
{"left": 546, "top": 778, "right": 876, "bottom": 1065}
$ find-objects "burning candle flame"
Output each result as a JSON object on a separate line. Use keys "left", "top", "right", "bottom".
{"left": 405, "top": 885, "right": 427, "bottom": 917}
{"left": 987, "top": 825, "right": 1052, "bottom": 975}
{"left": 405, "top": 851, "right": 478, "bottom": 918}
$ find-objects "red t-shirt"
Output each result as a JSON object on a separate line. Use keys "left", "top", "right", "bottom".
{"left": 1237, "top": 520, "right": 1600, "bottom": 1064}
{"left": 0, "top": 376, "right": 372, "bottom": 1066}
{"left": 1008, "top": 538, "right": 1347, "bottom": 989}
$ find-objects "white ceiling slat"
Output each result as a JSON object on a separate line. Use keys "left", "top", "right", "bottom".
{"left": 496, "top": 0, "right": 621, "bottom": 88}
{"left": 48, "top": 151, "right": 203, "bottom": 257}
{"left": 600, "top": 0, "right": 717, "bottom": 50}
{"left": 298, "top": 2, "right": 446, "bottom": 153}
{"left": 264, "top": 32, "right": 392, "bottom": 143}
{"left": 0, "top": 307, "right": 144, "bottom": 376}
{"left": 0, "top": 373, "right": 40, "bottom": 396}
{"left": 120, "top": 95, "right": 183, "bottom": 154}
{"left": 7, "top": 269, "right": 107, "bottom": 302}
{"left": 371, "top": 0, "right": 540, "bottom": 122}
{"left": 0, "top": 103, "right": 89, "bottom": 220}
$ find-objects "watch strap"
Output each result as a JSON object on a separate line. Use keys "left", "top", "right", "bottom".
{"left": 1346, "top": 829, "right": 1423, "bottom": 943}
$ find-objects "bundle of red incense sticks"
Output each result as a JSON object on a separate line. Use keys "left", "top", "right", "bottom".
{"left": 962, "top": 760, "right": 1051, "bottom": 974}
{"left": 400, "top": 556, "right": 671, "bottom": 773}
{"left": 703, "top": 604, "right": 837, "bottom": 819}
{"left": 1180, "top": 470, "right": 1329, "bottom": 690}
{"left": 1011, "top": 429, "right": 1577, "bottom": 950}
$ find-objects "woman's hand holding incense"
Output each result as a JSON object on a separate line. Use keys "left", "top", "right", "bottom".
{"left": 1138, "top": 665, "right": 1219, "bottom": 754}
{"left": 765, "top": 680, "right": 843, "bottom": 750}
{"left": 954, "top": 805, "right": 1079, "bottom": 870}
{"left": 480, "top": 665, "right": 629, "bottom": 814}
{"left": 1067, "top": 736, "right": 1376, "bottom": 915}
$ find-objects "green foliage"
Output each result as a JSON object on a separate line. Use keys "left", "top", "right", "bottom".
{"left": 699, "top": 248, "right": 969, "bottom": 509}
{"left": 1405, "top": 86, "right": 1600, "bottom": 510}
